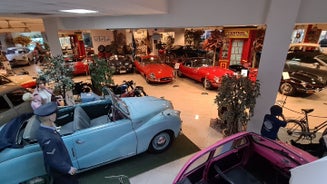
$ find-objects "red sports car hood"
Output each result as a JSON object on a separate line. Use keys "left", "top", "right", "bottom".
{"left": 198, "top": 66, "right": 234, "bottom": 76}
{"left": 144, "top": 64, "right": 173, "bottom": 75}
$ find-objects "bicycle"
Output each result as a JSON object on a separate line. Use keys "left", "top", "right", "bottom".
{"left": 278, "top": 108, "right": 327, "bottom": 143}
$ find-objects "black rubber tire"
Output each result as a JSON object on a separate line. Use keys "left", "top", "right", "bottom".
{"left": 148, "top": 131, "right": 173, "bottom": 153}
{"left": 177, "top": 70, "right": 184, "bottom": 77}
{"left": 202, "top": 78, "right": 212, "bottom": 90}
{"left": 278, "top": 119, "right": 304, "bottom": 143}
{"left": 98, "top": 45, "right": 105, "bottom": 52}
{"left": 279, "top": 82, "right": 296, "bottom": 96}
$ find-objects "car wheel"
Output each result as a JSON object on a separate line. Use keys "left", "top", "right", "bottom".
{"left": 177, "top": 70, "right": 184, "bottom": 77}
{"left": 145, "top": 75, "right": 151, "bottom": 84}
{"left": 279, "top": 82, "right": 296, "bottom": 96}
{"left": 148, "top": 131, "right": 173, "bottom": 153}
{"left": 27, "top": 57, "right": 32, "bottom": 65}
{"left": 203, "top": 78, "right": 212, "bottom": 90}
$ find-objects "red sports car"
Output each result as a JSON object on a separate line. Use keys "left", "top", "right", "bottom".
{"left": 177, "top": 57, "right": 235, "bottom": 89}
{"left": 63, "top": 55, "right": 90, "bottom": 76}
{"left": 1, "top": 74, "right": 36, "bottom": 89}
{"left": 134, "top": 55, "right": 174, "bottom": 83}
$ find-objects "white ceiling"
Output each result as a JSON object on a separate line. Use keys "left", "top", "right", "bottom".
{"left": 0, "top": 0, "right": 167, "bottom": 32}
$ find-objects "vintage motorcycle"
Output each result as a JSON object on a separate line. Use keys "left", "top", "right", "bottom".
{"left": 73, "top": 81, "right": 93, "bottom": 95}
{"left": 107, "top": 80, "right": 147, "bottom": 98}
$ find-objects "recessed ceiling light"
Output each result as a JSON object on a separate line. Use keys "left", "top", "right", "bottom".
{"left": 59, "top": 9, "right": 98, "bottom": 14}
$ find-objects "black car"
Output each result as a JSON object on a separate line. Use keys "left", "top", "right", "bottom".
{"left": 107, "top": 55, "right": 134, "bottom": 74}
{"left": 167, "top": 45, "right": 207, "bottom": 58}
{"left": 165, "top": 45, "right": 207, "bottom": 66}
{"left": 284, "top": 54, "right": 327, "bottom": 84}
{"left": 279, "top": 71, "right": 325, "bottom": 96}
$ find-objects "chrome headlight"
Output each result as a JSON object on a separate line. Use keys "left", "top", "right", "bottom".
{"left": 317, "top": 76, "right": 324, "bottom": 83}
{"left": 300, "top": 81, "right": 308, "bottom": 87}
{"left": 162, "top": 109, "right": 181, "bottom": 117}
{"left": 214, "top": 76, "right": 220, "bottom": 83}
{"left": 149, "top": 73, "right": 156, "bottom": 79}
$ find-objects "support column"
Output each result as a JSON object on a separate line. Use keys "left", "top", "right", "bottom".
{"left": 42, "top": 17, "right": 63, "bottom": 57}
{"left": 247, "top": 0, "right": 302, "bottom": 133}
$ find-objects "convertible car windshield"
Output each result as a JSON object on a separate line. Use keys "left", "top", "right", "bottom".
{"left": 104, "top": 87, "right": 129, "bottom": 116}
{"left": 142, "top": 57, "right": 161, "bottom": 64}
{"left": 193, "top": 58, "right": 212, "bottom": 67}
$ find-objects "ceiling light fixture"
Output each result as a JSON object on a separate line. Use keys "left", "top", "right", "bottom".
{"left": 59, "top": 9, "right": 98, "bottom": 14}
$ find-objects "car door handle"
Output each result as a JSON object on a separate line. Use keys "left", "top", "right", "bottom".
{"left": 75, "top": 140, "right": 85, "bottom": 144}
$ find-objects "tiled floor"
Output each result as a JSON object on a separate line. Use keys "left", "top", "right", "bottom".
{"left": 20, "top": 64, "right": 327, "bottom": 184}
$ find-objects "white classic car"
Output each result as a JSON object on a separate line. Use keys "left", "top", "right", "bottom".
{"left": 5, "top": 47, "right": 33, "bottom": 67}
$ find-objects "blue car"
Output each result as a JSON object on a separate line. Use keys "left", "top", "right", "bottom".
{"left": 0, "top": 88, "right": 182, "bottom": 184}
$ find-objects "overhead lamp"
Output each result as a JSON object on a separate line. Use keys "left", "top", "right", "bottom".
{"left": 59, "top": 9, "right": 98, "bottom": 14}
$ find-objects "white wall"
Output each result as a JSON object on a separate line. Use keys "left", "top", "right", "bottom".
{"left": 90, "top": 30, "right": 114, "bottom": 54}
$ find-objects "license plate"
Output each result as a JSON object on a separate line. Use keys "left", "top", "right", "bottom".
{"left": 120, "top": 70, "right": 126, "bottom": 73}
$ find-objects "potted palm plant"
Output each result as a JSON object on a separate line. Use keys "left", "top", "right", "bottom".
{"left": 214, "top": 75, "right": 260, "bottom": 136}
{"left": 89, "top": 56, "right": 114, "bottom": 95}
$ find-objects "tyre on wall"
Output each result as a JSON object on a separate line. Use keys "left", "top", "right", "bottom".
{"left": 148, "top": 131, "right": 173, "bottom": 153}
{"left": 98, "top": 45, "right": 105, "bottom": 52}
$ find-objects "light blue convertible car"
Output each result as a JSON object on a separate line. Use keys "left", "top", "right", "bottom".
{"left": 0, "top": 88, "right": 182, "bottom": 184}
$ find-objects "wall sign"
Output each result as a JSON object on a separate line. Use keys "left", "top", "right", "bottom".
{"left": 225, "top": 30, "right": 249, "bottom": 38}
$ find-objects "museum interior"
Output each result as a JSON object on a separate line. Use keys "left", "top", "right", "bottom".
{"left": 0, "top": 0, "right": 327, "bottom": 184}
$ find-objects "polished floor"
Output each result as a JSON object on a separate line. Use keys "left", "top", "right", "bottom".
{"left": 17, "top": 64, "right": 327, "bottom": 184}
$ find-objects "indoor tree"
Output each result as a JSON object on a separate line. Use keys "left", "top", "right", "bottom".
{"left": 38, "top": 55, "right": 75, "bottom": 105}
{"left": 214, "top": 75, "right": 260, "bottom": 136}
{"left": 89, "top": 56, "right": 114, "bottom": 95}
{"left": 184, "top": 29, "right": 204, "bottom": 49}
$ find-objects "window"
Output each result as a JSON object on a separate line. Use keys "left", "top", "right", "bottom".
{"left": 0, "top": 76, "right": 12, "bottom": 85}
{"left": 230, "top": 40, "right": 244, "bottom": 65}
{"left": 183, "top": 151, "right": 211, "bottom": 176}
{"left": 6, "top": 88, "right": 26, "bottom": 106}
{"left": 0, "top": 96, "right": 10, "bottom": 113}
{"left": 7, "top": 49, "right": 16, "bottom": 54}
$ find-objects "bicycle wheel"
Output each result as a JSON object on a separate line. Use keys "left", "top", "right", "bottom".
{"left": 278, "top": 119, "right": 304, "bottom": 143}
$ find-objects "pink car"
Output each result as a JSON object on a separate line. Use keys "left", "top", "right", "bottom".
{"left": 173, "top": 132, "right": 316, "bottom": 184}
